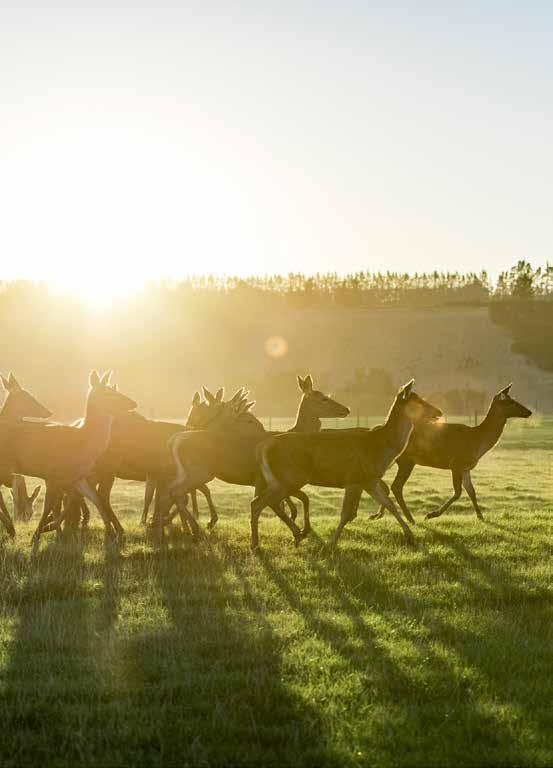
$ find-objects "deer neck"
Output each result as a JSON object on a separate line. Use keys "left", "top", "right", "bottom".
{"left": 289, "top": 398, "right": 322, "bottom": 433}
{"left": 474, "top": 406, "right": 507, "bottom": 455}
{"left": 377, "top": 406, "right": 413, "bottom": 465}
{"left": 0, "top": 397, "right": 22, "bottom": 422}
{"left": 82, "top": 399, "right": 114, "bottom": 455}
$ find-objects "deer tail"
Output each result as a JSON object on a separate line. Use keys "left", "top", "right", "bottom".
{"left": 168, "top": 431, "right": 193, "bottom": 492}
{"left": 257, "top": 438, "right": 280, "bottom": 489}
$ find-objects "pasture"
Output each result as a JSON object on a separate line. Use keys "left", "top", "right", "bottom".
{"left": 1, "top": 415, "right": 552, "bottom": 767}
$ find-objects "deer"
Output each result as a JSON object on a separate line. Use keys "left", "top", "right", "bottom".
{"left": 46, "top": 386, "right": 239, "bottom": 533}
{"left": 7, "top": 371, "right": 137, "bottom": 545}
{"left": 250, "top": 380, "right": 442, "bottom": 549}
{"left": 164, "top": 375, "right": 351, "bottom": 538}
{"left": 371, "top": 383, "right": 531, "bottom": 522}
{"left": 48, "top": 386, "right": 252, "bottom": 536}
{"left": 0, "top": 373, "right": 52, "bottom": 537}
{"left": 140, "top": 386, "right": 252, "bottom": 526}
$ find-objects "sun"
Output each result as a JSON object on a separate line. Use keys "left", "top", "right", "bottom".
{"left": 50, "top": 270, "right": 145, "bottom": 310}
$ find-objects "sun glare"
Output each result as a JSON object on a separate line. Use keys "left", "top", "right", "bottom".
{"left": 50, "top": 271, "right": 145, "bottom": 310}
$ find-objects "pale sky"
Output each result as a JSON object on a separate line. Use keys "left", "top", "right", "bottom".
{"left": 1, "top": 2, "right": 552, "bottom": 299}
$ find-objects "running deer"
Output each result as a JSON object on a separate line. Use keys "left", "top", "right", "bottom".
{"left": 139, "top": 387, "right": 253, "bottom": 526}
{"left": 373, "top": 383, "right": 531, "bottom": 522}
{"left": 51, "top": 386, "right": 242, "bottom": 533}
{"left": 9, "top": 371, "right": 137, "bottom": 544}
{"left": 165, "top": 376, "right": 350, "bottom": 537}
{"left": 0, "top": 373, "right": 52, "bottom": 537}
{"left": 250, "top": 380, "right": 442, "bottom": 549}
{"left": 52, "top": 386, "right": 251, "bottom": 535}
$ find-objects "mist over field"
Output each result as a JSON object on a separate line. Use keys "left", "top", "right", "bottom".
{"left": 0, "top": 262, "right": 551, "bottom": 418}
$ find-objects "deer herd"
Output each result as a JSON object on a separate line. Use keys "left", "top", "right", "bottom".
{"left": 0, "top": 370, "right": 532, "bottom": 551}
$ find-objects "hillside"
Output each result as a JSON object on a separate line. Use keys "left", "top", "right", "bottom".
{"left": 189, "top": 305, "right": 553, "bottom": 414}
{"left": 0, "top": 296, "right": 551, "bottom": 417}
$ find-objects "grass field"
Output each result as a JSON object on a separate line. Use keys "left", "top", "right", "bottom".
{"left": 1, "top": 416, "right": 553, "bottom": 767}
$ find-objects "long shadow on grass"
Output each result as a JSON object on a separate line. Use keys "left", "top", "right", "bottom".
{"left": 303, "top": 528, "right": 553, "bottom": 766}
{"left": 0, "top": 532, "right": 96, "bottom": 767}
{"left": 116, "top": 536, "right": 336, "bottom": 767}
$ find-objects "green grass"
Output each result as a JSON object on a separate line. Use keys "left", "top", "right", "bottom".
{"left": 1, "top": 419, "right": 553, "bottom": 767}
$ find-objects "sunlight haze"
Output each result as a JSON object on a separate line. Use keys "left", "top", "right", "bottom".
{"left": 2, "top": 1, "right": 552, "bottom": 301}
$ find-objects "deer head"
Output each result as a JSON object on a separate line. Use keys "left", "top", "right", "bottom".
{"left": 297, "top": 374, "right": 350, "bottom": 419}
{"left": 0, "top": 373, "right": 52, "bottom": 421}
{"left": 184, "top": 387, "right": 250, "bottom": 431}
{"left": 393, "top": 379, "right": 442, "bottom": 424}
{"left": 491, "top": 384, "right": 532, "bottom": 419}
{"left": 87, "top": 371, "right": 137, "bottom": 416}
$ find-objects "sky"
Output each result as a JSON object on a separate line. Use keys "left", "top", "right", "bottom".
{"left": 1, "top": 1, "right": 552, "bottom": 299}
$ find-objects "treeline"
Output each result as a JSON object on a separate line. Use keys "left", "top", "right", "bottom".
{"left": 147, "top": 270, "right": 492, "bottom": 307}
{"left": 490, "top": 261, "right": 553, "bottom": 372}
{"left": 0, "top": 260, "right": 552, "bottom": 310}
{"left": 0, "top": 260, "right": 550, "bottom": 416}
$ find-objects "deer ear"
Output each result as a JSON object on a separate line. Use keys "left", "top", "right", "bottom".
{"left": 400, "top": 379, "right": 415, "bottom": 399}
{"left": 229, "top": 388, "right": 245, "bottom": 405}
{"left": 245, "top": 400, "right": 256, "bottom": 412}
{"left": 498, "top": 383, "right": 512, "bottom": 397}
{"left": 100, "top": 370, "right": 112, "bottom": 386}
{"left": 297, "top": 375, "right": 305, "bottom": 392}
{"left": 216, "top": 387, "right": 224, "bottom": 402}
{"left": 31, "top": 485, "right": 41, "bottom": 502}
{"left": 192, "top": 391, "right": 201, "bottom": 406}
{"left": 203, "top": 387, "right": 215, "bottom": 404}
{"left": 303, "top": 375, "right": 313, "bottom": 393}
{"left": 89, "top": 370, "right": 100, "bottom": 387}
{"left": 8, "top": 373, "right": 21, "bottom": 391}
{"left": 0, "top": 375, "right": 10, "bottom": 392}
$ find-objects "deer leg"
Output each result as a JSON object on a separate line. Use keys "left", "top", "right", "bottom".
{"left": 62, "top": 491, "right": 83, "bottom": 532}
{"left": 284, "top": 497, "right": 298, "bottom": 522}
{"left": 173, "top": 490, "right": 200, "bottom": 539}
{"left": 269, "top": 500, "right": 307, "bottom": 547}
{"left": 198, "top": 484, "right": 218, "bottom": 530}
{"left": 31, "top": 486, "right": 61, "bottom": 544}
{"left": 329, "top": 485, "right": 363, "bottom": 547}
{"left": 141, "top": 476, "right": 156, "bottom": 525}
{"left": 40, "top": 495, "right": 64, "bottom": 534}
{"left": 56, "top": 490, "right": 82, "bottom": 536}
{"left": 291, "top": 491, "right": 310, "bottom": 533}
{"left": 250, "top": 480, "right": 301, "bottom": 550}
{"left": 0, "top": 491, "right": 15, "bottom": 538}
{"left": 462, "top": 471, "right": 484, "bottom": 520}
{"left": 97, "top": 476, "right": 124, "bottom": 536}
{"left": 371, "top": 460, "right": 416, "bottom": 523}
{"left": 80, "top": 499, "right": 91, "bottom": 528}
{"left": 191, "top": 489, "right": 199, "bottom": 520}
{"left": 250, "top": 475, "right": 267, "bottom": 550}
{"left": 389, "top": 461, "right": 416, "bottom": 524}
{"left": 75, "top": 478, "right": 117, "bottom": 539}
{"left": 425, "top": 471, "right": 463, "bottom": 520}
{"left": 365, "top": 481, "right": 415, "bottom": 543}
